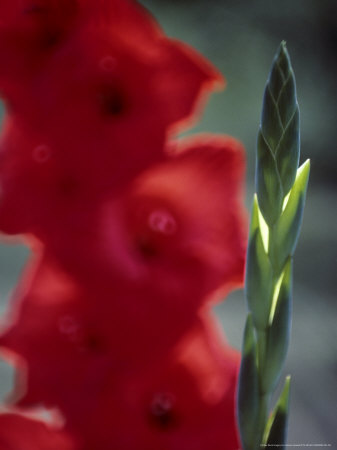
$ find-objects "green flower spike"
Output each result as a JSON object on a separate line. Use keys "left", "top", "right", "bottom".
{"left": 237, "top": 42, "right": 310, "bottom": 450}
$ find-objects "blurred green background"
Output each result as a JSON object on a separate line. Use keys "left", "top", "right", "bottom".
{"left": 0, "top": 0, "right": 336, "bottom": 445}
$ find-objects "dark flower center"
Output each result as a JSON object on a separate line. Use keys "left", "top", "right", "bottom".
{"left": 84, "top": 333, "right": 106, "bottom": 353}
{"left": 23, "top": 1, "right": 78, "bottom": 51}
{"left": 148, "top": 392, "right": 178, "bottom": 430}
{"left": 98, "top": 84, "right": 126, "bottom": 117}
{"left": 136, "top": 235, "right": 158, "bottom": 259}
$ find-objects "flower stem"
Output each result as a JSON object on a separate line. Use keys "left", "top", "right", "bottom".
{"left": 237, "top": 41, "right": 310, "bottom": 449}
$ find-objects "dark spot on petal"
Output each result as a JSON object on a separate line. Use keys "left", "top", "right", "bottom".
{"left": 40, "top": 29, "right": 63, "bottom": 50}
{"left": 85, "top": 334, "right": 106, "bottom": 353}
{"left": 148, "top": 392, "right": 179, "bottom": 431}
{"left": 136, "top": 236, "right": 158, "bottom": 259}
{"left": 23, "top": 1, "right": 78, "bottom": 51}
{"left": 98, "top": 84, "right": 126, "bottom": 117}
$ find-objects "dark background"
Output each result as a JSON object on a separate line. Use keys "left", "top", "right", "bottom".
{"left": 0, "top": 0, "right": 336, "bottom": 445}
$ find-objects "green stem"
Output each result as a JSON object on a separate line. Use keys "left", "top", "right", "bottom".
{"left": 238, "top": 43, "right": 307, "bottom": 450}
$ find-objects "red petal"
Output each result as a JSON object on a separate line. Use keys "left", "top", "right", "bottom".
{"left": 0, "top": 256, "right": 116, "bottom": 412}
{"left": 65, "top": 315, "right": 240, "bottom": 450}
{"left": 0, "top": 413, "right": 77, "bottom": 450}
{"left": 0, "top": 253, "right": 201, "bottom": 413}
{"left": 0, "top": 0, "right": 78, "bottom": 95}
{"left": 124, "top": 134, "right": 248, "bottom": 298}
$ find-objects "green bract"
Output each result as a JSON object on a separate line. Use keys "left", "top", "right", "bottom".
{"left": 237, "top": 42, "right": 309, "bottom": 450}
{"left": 265, "top": 377, "right": 291, "bottom": 447}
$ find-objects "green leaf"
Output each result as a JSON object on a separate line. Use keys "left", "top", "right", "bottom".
{"left": 261, "top": 86, "right": 283, "bottom": 152}
{"left": 249, "top": 195, "right": 269, "bottom": 252}
{"left": 265, "top": 376, "right": 291, "bottom": 447}
{"left": 256, "top": 131, "right": 284, "bottom": 225}
{"left": 271, "top": 160, "right": 310, "bottom": 271}
{"left": 261, "top": 260, "right": 292, "bottom": 394}
{"left": 245, "top": 226, "right": 273, "bottom": 330}
{"left": 249, "top": 195, "right": 260, "bottom": 237}
{"left": 276, "top": 108, "right": 300, "bottom": 194}
{"left": 277, "top": 66, "right": 297, "bottom": 128}
{"left": 238, "top": 315, "right": 260, "bottom": 450}
{"left": 274, "top": 43, "right": 299, "bottom": 194}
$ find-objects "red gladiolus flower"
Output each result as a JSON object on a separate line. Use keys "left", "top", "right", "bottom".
{"left": 0, "top": 0, "right": 222, "bottom": 235}
{"left": 2, "top": 297, "right": 240, "bottom": 449}
{"left": 32, "top": 134, "right": 246, "bottom": 290}
{"left": 0, "top": 413, "right": 77, "bottom": 450}
{"left": 63, "top": 316, "right": 240, "bottom": 450}
{"left": 0, "top": 252, "right": 196, "bottom": 412}
{"left": 122, "top": 134, "right": 247, "bottom": 294}
{"left": 0, "top": 134, "right": 246, "bottom": 435}
{"left": 0, "top": 0, "right": 247, "bottom": 448}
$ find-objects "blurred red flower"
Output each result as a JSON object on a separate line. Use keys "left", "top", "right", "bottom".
{"left": 1, "top": 133, "right": 246, "bottom": 407}
{"left": 61, "top": 315, "right": 240, "bottom": 450}
{"left": 2, "top": 306, "right": 240, "bottom": 449}
{"left": 0, "top": 0, "right": 247, "bottom": 448}
{"left": 0, "top": 0, "right": 222, "bottom": 235}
